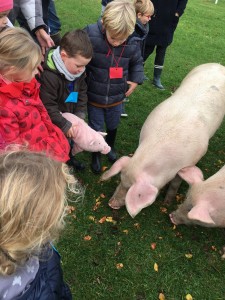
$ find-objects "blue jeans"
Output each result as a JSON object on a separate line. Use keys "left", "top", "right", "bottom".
{"left": 88, "top": 103, "right": 122, "bottom": 132}
{"left": 48, "top": 0, "right": 61, "bottom": 35}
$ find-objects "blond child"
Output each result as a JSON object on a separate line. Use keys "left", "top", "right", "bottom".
{"left": 0, "top": 27, "right": 70, "bottom": 162}
{"left": 85, "top": 0, "right": 144, "bottom": 173}
{"left": 0, "top": 0, "right": 13, "bottom": 32}
{"left": 0, "top": 149, "right": 79, "bottom": 299}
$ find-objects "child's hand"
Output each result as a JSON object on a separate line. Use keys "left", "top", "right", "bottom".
{"left": 66, "top": 126, "right": 76, "bottom": 138}
{"left": 125, "top": 81, "right": 138, "bottom": 97}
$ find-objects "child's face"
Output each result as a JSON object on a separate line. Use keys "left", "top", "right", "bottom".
{"left": 137, "top": 12, "right": 152, "bottom": 25}
{"left": 3, "top": 66, "right": 39, "bottom": 83}
{"left": 106, "top": 31, "right": 127, "bottom": 47}
{"left": 61, "top": 52, "right": 91, "bottom": 75}
{"left": 0, "top": 10, "right": 10, "bottom": 30}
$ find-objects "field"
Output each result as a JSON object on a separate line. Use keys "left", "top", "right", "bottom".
{"left": 55, "top": 1, "right": 225, "bottom": 299}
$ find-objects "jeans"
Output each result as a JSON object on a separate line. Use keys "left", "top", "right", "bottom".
{"left": 48, "top": 0, "right": 61, "bottom": 35}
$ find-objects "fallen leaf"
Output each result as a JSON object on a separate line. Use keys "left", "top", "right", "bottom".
{"left": 154, "top": 263, "right": 158, "bottom": 272}
{"left": 151, "top": 243, "right": 156, "bottom": 250}
{"left": 185, "top": 294, "right": 193, "bottom": 300}
{"left": 172, "top": 225, "right": 176, "bottom": 230}
{"left": 100, "top": 193, "right": 106, "bottom": 198}
{"left": 211, "top": 245, "right": 217, "bottom": 251}
{"left": 101, "top": 166, "right": 108, "bottom": 172}
{"left": 116, "top": 263, "right": 124, "bottom": 269}
{"left": 66, "top": 205, "right": 76, "bottom": 214}
{"left": 185, "top": 254, "right": 193, "bottom": 259}
{"left": 99, "top": 216, "right": 107, "bottom": 223}
{"left": 158, "top": 236, "right": 163, "bottom": 240}
{"left": 106, "top": 217, "right": 113, "bottom": 222}
{"left": 159, "top": 292, "right": 166, "bottom": 300}
{"left": 123, "top": 229, "right": 129, "bottom": 234}
{"left": 160, "top": 207, "right": 167, "bottom": 213}
{"left": 88, "top": 216, "right": 95, "bottom": 221}
{"left": 84, "top": 235, "right": 92, "bottom": 241}
{"left": 134, "top": 223, "right": 140, "bottom": 229}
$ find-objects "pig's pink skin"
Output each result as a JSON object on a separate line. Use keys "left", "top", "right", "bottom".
{"left": 62, "top": 113, "right": 111, "bottom": 155}
{"left": 171, "top": 165, "right": 225, "bottom": 227}
{"left": 101, "top": 63, "right": 225, "bottom": 218}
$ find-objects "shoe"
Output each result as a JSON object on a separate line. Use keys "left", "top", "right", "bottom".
{"left": 67, "top": 157, "right": 85, "bottom": 171}
{"left": 106, "top": 129, "right": 117, "bottom": 162}
{"left": 91, "top": 152, "right": 101, "bottom": 174}
{"left": 121, "top": 112, "right": 128, "bottom": 117}
{"left": 153, "top": 66, "right": 165, "bottom": 90}
{"left": 123, "top": 97, "right": 129, "bottom": 103}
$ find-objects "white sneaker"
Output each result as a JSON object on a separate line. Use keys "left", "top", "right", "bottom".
{"left": 123, "top": 98, "right": 129, "bottom": 103}
{"left": 121, "top": 112, "right": 128, "bottom": 117}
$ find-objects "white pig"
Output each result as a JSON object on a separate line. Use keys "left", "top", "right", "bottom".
{"left": 101, "top": 63, "right": 225, "bottom": 218}
{"left": 170, "top": 165, "right": 225, "bottom": 227}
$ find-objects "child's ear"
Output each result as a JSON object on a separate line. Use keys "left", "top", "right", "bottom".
{"left": 60, "top": 50, "right": 68, "bottom": 60}
{"left": 137, "top": 12, "right": 142, "bottom": 19}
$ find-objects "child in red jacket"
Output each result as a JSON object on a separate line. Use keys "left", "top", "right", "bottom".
{"left": 0, "top": 27, "right": 70, "bottom": 162}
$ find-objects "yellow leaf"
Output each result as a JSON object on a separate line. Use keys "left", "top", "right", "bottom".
{"left": 154, "top": 263, "right": 158, "bottom": 272}
{"left": 84, "top": 235, "right": 92, "bottom": 241}
{"left": 88, "top": 216, "right": 95, "bottom": 221}
{"left": 123, "top": 229, "right": 129, "bottom": 234}
{"left": 106, "top": 217, "right": 113, "bottom": 222}
{"left": 116, "top": 263, "right": 123, "bottom": 269}
{"left": 99, "top": 216, "right": 107, "bottom": 223}
{"left": 101, "top": 166, "right": 108, "bottom": 172}
{"left": 185, "top": 294, "right": 193, "bottom": 300}
{"left": 185, "top": 254, "right": 193, "bottom": 259}
{"left": 159, "top": 292, "right": 166, "bottom": 300}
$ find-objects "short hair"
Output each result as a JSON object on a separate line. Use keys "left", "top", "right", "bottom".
{"left": 102, "top": 0, "right": 136, "bottom": 38}
{"left": 0, "top": 27, "right": 42, "bottom": 72}
{"left": 134, "top": 0, "right": 154, "bottom": 15}
{"left": 60, "top": 29, "right": 93, "bottom": 59}
{"left": 0, "top": 149, "right": 80, "bottom": 275}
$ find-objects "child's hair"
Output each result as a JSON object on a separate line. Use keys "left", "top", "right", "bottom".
{"left": 0, "top": 149, "right": 80, "bottom": 276}
{"left": 102, "top": 0, "right": 136, "bottom": 38}
{"left": 0, "top": 27, "right": 42, "bottom": 73}
{"left": 60, "top": 29, "right": 93, "bottom": 59}
{"left": 134, "top": 0, "right": 154, "bottom": 15}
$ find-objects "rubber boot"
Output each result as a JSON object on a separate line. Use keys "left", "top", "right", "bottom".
{"left": 50, "top": 32, "right": 61, "bottom": 46}
{"left": 67, "top": 156, "right": 85, "bottom": 171}
{"left": 91, "top": 152, "right": 101, "bottom": 174}
{"left": 153, "top": 67, "right": 165, "bottom": 90}
{"left": 106, "top": 129, "right": 117, "bottom": 162}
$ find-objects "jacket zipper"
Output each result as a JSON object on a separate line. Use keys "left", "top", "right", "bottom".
{"left": 105, "top": 47, "right": 114, "bottom": 105}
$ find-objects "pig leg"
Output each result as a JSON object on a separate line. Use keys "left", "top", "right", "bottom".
{"left": 164, "top": 174, "right": 182, "bottom": 205}
{"left": 108, "top": 183, "right": 126, "bottom": 209}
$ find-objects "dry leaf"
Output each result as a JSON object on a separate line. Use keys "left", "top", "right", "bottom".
{"left": 134, "top": 223, "right": 140, "bottom": 229}
{"left": 159, "top": 292, "right": 166, "bottom": 300}
{"left": 185, "top": 254, "right": 193, "bottom": 259}
{"left": 154, "top": 263, "right": 158, "bottom": 272}
{"left": 100, "top": 193, "right": 106, "bottom": 198}
{"left": 172, "top": 225, "right": 176, "bottom": 230}
{"left": 88, "top": 216, "right": 95, "bottom": 221}
{"left": 84, "top": 235, "right": 92, "bottom": 241}
{"left": 160, "top": 207, "right": 167, "bottom": 213}
{"left": 116, "top": 263, "right": 124, "bottom": 269}
{"left": 101, "top": 166, "right": 108, "bottom": 172}
{"left": 151, "top": 243, "right": 156, "bottom": 250}
{"left": 211, "top": 245, "right": 217, "bottom": 251}
{"left": 123, "top": 229, "right": 129, "bottom": 234}
{"left": 99, "top": 216, "right": 107, "bottom": 223}
{"left": 185, "top": 294, "right": 193, "bottom": 300}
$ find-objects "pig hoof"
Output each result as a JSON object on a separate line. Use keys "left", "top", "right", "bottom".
{"left": 108, "top": 198, "right": 125, "bottom": 210}
{"left": 169, "top": 213, "right": 177, "bottom": 225}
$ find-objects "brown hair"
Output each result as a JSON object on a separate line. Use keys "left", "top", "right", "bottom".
{"left": 60, "top": 29, "right": 93, "bottom": 59}
{"left": 0, "top": 149, "right": 81, "bottom": 275}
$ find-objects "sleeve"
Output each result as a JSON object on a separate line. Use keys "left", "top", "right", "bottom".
{"left": 39, "top": 72, "right": 72, "bottom": 134}
{"left": 74, "top": 75, "right": 88, "bottom": 120}
{"left": 18, "top": 0, "right": 47, "bottom": 32}
{"left": 176, "top": 0, "right": 188, "bottom": 17}
{"left": 128, "top": 43, "right": 145, "bottom": 84}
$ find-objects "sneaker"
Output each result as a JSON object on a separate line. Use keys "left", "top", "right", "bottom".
{"left": 121, "top": 112, "right": 128, "bottom": 117}
{"left": 123, "top": 97, "right": 129, "bottom": 103}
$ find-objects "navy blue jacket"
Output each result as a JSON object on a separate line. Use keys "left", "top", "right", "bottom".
{"left": 146, "top": 0, "right": 188, "bottom": 46}
{"left": 85, "top": 20, "right": 144, "bottom": 107}
{"left": 16, "top": 249, "right": 72, "bottom": 300}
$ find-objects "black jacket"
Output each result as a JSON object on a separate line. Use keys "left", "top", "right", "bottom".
{"left": 131, "top": 19, "right": 149, "bottom": 59}
{"left": 17, "top": 249, "right": 72, "bottom": 300}
{"left": 39, "top": 48, "right": 88, "bottom": 134}
{"left": 85, "top": 20, "right": 144, "bottom": 107}
{"left": 146, "top": 0, "right": 188, "bottom": 46}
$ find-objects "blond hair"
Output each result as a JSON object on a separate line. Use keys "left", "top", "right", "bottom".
{"left": 102, "top": 0, "right": 136, "bottom": 38}
{"left": 0, "top": 27, "right": 42, "bottom": 73}
{"left": 134, "top": 0, "right": 154, "bottom": 15}
{"left": 0, "top": 149, "right": 80, "bottom": 275}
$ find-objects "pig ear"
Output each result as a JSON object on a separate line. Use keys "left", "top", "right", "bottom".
{"left": 100, "top": 156, "right": 131, "bottom": 181}
{"left": 178, "top": 166, "right": 204, "bottom": 185}
{"left": 188, "top": 205, "right": 215, "bottom": 225}
{"left": 125, "top": 181, "right": 158, "bottom": 218}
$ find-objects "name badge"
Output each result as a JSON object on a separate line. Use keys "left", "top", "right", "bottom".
{"left": 65, "top": 92, "right": 78, "bottom": 103}
{"left": 109, "top": 67, "right": 123, "bottom": 79}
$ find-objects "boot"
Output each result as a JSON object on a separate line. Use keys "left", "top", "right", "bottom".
{"left": 106, "top": 129, "right": 117, "bottom": 162}
{"left": 153, "top": 66, "right": 165, "bottom": 90}
{"left": 67, "top": 156, "right": 85, "bottom": 171}
{"left": 50, "top": 32, "right": 61, "bottom": 46}
{"left": 91, "top": 152, "right": 101, "bottom": 174}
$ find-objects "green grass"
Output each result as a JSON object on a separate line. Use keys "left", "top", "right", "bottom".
{"left": 55, "top": 0, "right": 225, "bottom": 299}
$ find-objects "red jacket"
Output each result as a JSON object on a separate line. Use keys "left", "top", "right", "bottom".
{"left": 0, "top": 77, "right": 70, "bottom": 162}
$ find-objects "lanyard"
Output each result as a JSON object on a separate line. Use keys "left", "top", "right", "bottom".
{"left": 106, "top": 40, "right": 126, "bottom": 68}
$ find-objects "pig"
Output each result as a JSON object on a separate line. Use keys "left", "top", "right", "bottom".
{"left": 100, "top": 63, "right": 225, "bottom": 218}
{"left": 62, "top": 113, "right": 111, "bottom": 155}
{"left": 170, "top": 165, "right": 225, "bottom": 227}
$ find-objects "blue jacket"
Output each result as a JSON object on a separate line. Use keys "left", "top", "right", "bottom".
{"left": 16, "top": 249, "right": 72, "bottom": 300}
{"left": 85, "top": 19, "right": 144, "bottom": 107}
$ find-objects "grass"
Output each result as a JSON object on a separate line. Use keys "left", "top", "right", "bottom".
{"left": 55, "top": 0, "right": 225, "bottom": 299}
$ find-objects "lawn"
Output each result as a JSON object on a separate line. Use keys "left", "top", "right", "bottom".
{"left": 55, "top": 0, "right": 225, "bottom": 299}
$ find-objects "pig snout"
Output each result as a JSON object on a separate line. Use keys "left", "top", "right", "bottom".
{"left": 169, "top": 213, "right": 178, "bottom": 225}
{"left": 101, "top": 145, "right": 111, "bottom": 155}
{"left": 108, "top": 196, "right": 125, "bottom": 209}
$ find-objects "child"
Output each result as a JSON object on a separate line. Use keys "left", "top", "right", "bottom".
{"left": 0, "top": 148, "right": 79, "bottom": 299}
{"left": 0, "top": 0, "right": 13, "bottom": 32}
{"left": 85, "top": 0, "right": 144, "bottom": 174}
{"left": 0, "top": 27, "right": 70, "bottom": 163}
{"left": 39, "top": 29, "right": 93, "bottom": 170}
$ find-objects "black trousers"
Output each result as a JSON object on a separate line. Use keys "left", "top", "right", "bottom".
{"left": 144, "top": 44, "right": 167, "bottom": 66}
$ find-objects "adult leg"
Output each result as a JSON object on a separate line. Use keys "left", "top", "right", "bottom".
{"left": 153, "top": 45, "right": 167, "bottom": 90}
{"left": 48, "top": 0, "right": 61, "bottom": 45}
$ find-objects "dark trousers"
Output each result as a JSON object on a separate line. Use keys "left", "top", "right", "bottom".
{"left": 144, "top": 44, "right": 167, "bottom": 66}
